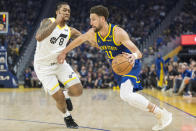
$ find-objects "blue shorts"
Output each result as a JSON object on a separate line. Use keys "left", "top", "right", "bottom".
{"left": 113, "top": 60, "right": 143, "bottom": 92}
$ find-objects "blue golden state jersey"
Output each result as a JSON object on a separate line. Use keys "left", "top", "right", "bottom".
{"left": 95, "top": 24, "right": 143, "bottom": 92}
{"left": 95, "top": 24, "right": 140, "bottom": 65}
{"left": 95, "top": 24, "right": 131, "bottom": 63}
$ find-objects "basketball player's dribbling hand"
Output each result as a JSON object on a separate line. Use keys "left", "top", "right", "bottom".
{"left": 122, "top": 52, "right": 135, "bottom": 66}
{"left": 57, "top": 53, "right": 66, "bottom": 64}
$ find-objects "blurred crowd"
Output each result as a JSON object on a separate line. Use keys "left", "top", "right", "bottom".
{"left": 143, "top": 0, "right": 196, "bottom": 57}
{"left": 140, "top": 0, "right": 196, "bottom": 97}
{"left": 0, "top": 0, "right": 44, "bottom": 72}
{"left": 67, "top": 0, "right": 178, "bottom": 48}
{"left": 140, "top": 58, "right": 196, "bottom": 97}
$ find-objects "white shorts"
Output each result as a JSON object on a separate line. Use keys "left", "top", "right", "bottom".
{"left": 34, "top": 61, "right": 81, "bottom": 95}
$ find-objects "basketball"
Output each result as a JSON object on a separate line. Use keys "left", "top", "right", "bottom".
{"left": 112, "top": 54, "right": 133, "bottom": 75}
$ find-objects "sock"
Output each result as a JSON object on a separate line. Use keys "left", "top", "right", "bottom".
{"left": 63, "top": 90, "right": 70, "bottom": 99}
{"left": 63, "top": 110, "right": 71, "bottom": 118}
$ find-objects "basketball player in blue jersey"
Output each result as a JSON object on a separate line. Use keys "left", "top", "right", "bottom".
{"left": 57, "top": 5, "right": 172, "bottom": 130}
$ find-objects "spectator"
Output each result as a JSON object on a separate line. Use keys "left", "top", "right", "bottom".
{"left": 156, "top": 54, "right": 167, "bottom": 89}
{"left": 24, "top": 68, "right": 32, "bottom": 88}
{"left": 187, "top": 64, "right": 196, "bottom": 96}
{"left": 166, "top": 64, "right": 178, "bottom": 90}
{"left": 31, "top": 69, "right": 40, "bottom": 87}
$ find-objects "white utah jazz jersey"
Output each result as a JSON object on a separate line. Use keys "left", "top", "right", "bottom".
{"left": 34, "top": 17, "right": 71, "bottom": 65}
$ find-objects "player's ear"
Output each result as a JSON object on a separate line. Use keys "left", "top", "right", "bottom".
{"left": 101, "top": 16, "right": 105, "bottom": 22}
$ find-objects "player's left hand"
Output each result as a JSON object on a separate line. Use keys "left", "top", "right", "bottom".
{"left": 122, "top": 52, "right": 135, "bottom": 65}
{"left": 57, "top": 53, "right": 66, "bottom": 64}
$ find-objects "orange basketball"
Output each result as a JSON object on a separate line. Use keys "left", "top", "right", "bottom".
{"left": 112, "top": 54, "right": 133, "bottom": 75}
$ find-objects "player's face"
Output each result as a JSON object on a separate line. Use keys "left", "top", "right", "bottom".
{"left": 90, "top": 13, "right": 102, "bottom": 32}
{"left": 58, "top": 4, "right": 70, "bottom": 21}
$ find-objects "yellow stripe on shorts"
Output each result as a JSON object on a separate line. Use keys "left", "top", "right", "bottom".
{"left": 123, "top": 75, "right": 140, "bottom": 83}
{"left": 51, "top": 83, "right": 60, "bottom": 91}
{"left": 63, "top": 77, "right": 77, "bottom": 86}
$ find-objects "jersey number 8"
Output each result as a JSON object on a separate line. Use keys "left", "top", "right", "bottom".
{"left": 50, "top": 34, "right": 67, "bottom": 46}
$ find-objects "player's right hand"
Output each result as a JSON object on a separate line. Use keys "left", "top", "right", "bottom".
{"left": 122, "top": 52, "right": 135, "bottom": 66}
{"left": 57, "top": 52, "right": 66, "bottom": 64}
{"left": 55, "top": 12, "right": 64, "bottom": 25}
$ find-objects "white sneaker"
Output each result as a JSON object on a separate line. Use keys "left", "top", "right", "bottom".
{"left": 152, "top": 108, "right": 172, "bottom": 131}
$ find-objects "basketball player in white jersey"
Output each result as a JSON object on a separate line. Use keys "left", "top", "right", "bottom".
{"left": 34, "top": 2, "right": 82, "bottom": 129}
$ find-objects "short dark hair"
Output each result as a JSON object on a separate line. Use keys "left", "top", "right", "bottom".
{"left": 90, "top": 5, "right": 109, "bottom": 20}
{"left": 56, "top": 1, "right": 68, "bottom": 11}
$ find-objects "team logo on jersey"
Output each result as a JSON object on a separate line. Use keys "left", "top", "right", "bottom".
{"left": 50, "top": 34, "right": 68, "bottom": 45}
{"left": 50, "top": 37, "right": 56, "bottom": 44}
{"left": 109, "top": 35, "right": 112, "bottom": 38}
{"left": 69, "top": 72, "right": 74, "bottom": 78}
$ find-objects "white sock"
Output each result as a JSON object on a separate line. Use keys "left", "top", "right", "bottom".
{"left": 63, "top": 90, "right": 70, "bottom": 99}
{"left": 63, "top": 110, "right": 71, "bottom": 118}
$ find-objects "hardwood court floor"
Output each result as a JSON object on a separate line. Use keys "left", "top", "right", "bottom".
{"left": 0, "top": 88, "right": 195, "bottom": 131}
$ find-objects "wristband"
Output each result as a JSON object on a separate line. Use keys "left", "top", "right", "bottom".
{"left": 132, "top": 53, "right": 138, "bottom": 59}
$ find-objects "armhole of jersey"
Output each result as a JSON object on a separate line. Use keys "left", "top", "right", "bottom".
{"left": 113, "top": 25, "right": 121, "bottom": 46}
{"left": 68, "top": 26, "right": 71, "bottom": 41}
{"left": 49, "top": 18, "right": 55, "bottom": 23}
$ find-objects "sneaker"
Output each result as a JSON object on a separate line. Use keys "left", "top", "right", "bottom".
{"left": 66, "top": 98, "right": 73, "bottom": 111}
{"left": 152, "top": 108, "right": 172, "bottom": 131}
{"left": 64, "top": 115, "right": 79, "bottom": 129}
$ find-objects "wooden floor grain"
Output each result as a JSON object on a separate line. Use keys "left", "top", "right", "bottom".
{"left": 0, "top": 88, "right": 195, "bottom": 131}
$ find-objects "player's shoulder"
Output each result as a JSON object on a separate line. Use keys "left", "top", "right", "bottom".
{"left": 48, "top": 17, "right": 55, "bottom": 23}
{"left": 113, "top": 26, "right": 128, "bottom": 39}
{"left": 114, "top": 26, "right": 126, "bottom": 34}
{"left": 69, "top": 26, "right": 75, "bottom": 32}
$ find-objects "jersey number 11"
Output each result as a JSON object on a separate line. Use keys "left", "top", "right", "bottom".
{"left": 105, "top": 51, "right": 114, "bottom": 59}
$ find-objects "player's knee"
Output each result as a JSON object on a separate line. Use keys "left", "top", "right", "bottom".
{"left": 69, "top": 83, "right": 83, "bottom": 96}
{"left": 75, "top": 86, "right": 83, "bottom": 96}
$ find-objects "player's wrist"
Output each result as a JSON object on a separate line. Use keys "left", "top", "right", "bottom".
{"left": 62, "top": 50, "right": 67, "bottom": 55}
{"left": 54, "top": 20, "right": 60, "bottom": 25}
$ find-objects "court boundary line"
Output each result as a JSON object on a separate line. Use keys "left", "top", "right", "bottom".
{"left": 142, "top": 93, "right": 196, "bottom": 118}
{"left": 0, "top": 117, "right": 110, "bottom": 131}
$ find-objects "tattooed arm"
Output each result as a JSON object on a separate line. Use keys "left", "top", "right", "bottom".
{"left": 35, "top": 18, "right": 57, "bottom": 42}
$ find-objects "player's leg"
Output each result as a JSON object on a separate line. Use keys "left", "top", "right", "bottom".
{"left": 62, "top": 83, "right": 82, "bottom": 111}
{"left": 57, "top": 62, "right": 83, "bottom": 128}
{"left": 57, "top": 62, "right": 83, "bottom": 98}
{"left": 57, "top": 63, "right": 81, "bottom": 111}
{"left": 57, "top": 62, "right": 83, "bottom": 101}
{"left": 40, "top": 76, "right": 78, "bottom": 129}
{"left": 34, "top": 64, "right": 78, "bottom": 129}
{"left": 120, "top": 79, "right": 172, "bottom": 131}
